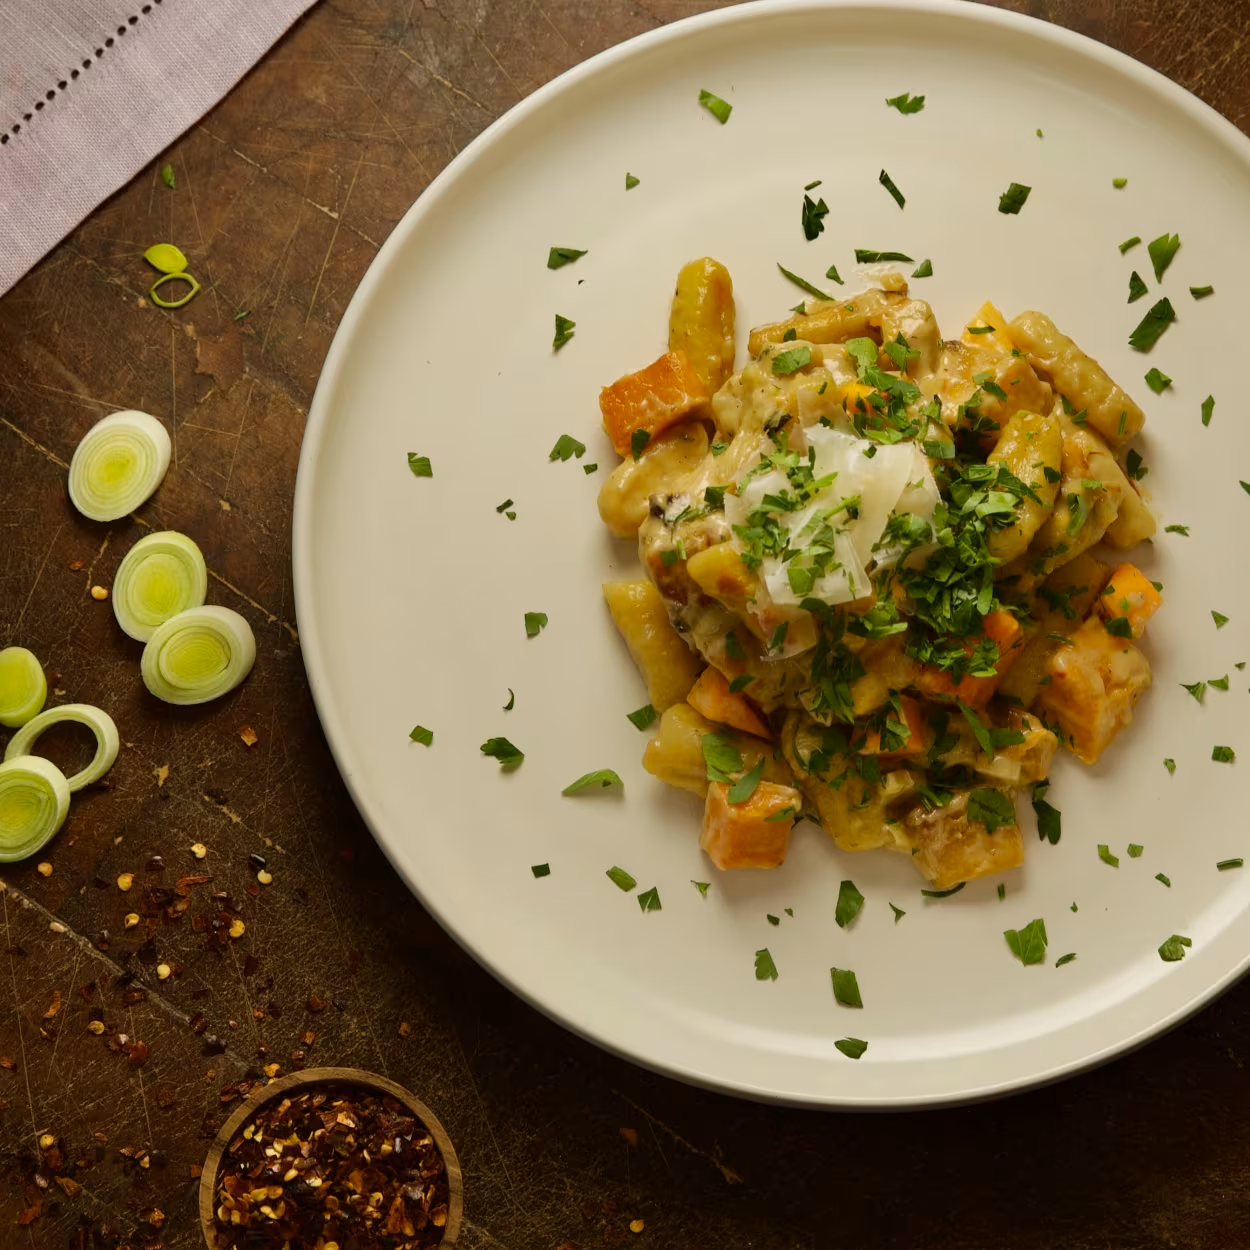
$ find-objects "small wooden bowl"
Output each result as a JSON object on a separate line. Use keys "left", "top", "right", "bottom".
{"left": 199, "top": 1066, "right": 463, "bottom": 1249}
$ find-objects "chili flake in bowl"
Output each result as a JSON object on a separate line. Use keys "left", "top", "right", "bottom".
{"left": 200, "top": 1067, "right": 462, "bottom": 1249}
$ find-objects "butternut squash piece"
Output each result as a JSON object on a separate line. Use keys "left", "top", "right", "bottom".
{"left": 910, "top": 610, "right": 1024, "bottom": 709}
{"left": 960, "top": 300, "right": 1016, "bottom": 355}
{"left": 600, "top": 351, "right": 709, "bottom": 458}
{"left": 602, "top": 581, "right": 701, "bottom": 712}
{"left": 1096, "top": 563, "right": 1162, "bottom": 639}
{"left": 669, "top": 257, "right": 736, "bottom": 393}
{"left": 700, "top": 780, "right": 802, "bottom": 870}
{"left": 901, "top": 790, "right": 1024, "bottom": 890}
{"left": 686, "top": 666, "right": 771, "bottom": 739}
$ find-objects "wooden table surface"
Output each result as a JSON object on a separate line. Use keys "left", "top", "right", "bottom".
{"left": 4, "top": 2, "right": 1250, "bottom": 1246}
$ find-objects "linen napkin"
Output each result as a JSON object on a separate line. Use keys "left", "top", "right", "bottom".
{"left": 0, "top": 0, "right": 318, "bottom": 297}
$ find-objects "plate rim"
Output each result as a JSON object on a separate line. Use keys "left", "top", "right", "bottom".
{"left": 292, "top": 0, "right": 1250, "bottom": 1109}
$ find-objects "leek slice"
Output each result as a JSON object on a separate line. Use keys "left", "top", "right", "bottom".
{"left": 0, "top": 756, "right": 71, "bottom": 862}
{"left": 68, "top": 410, "right": 171, "bottom": 522}
{"left": 141, "top": 606, "right": 256, "bottom": 705}
{"left": 0, "top": 647, "right": 47, "bottom": 728}
{"left": 5, "top": 703, "right": 120, "bottom": 792}
{"left": 113, "top": 531, "right": 208, "bottom": 641}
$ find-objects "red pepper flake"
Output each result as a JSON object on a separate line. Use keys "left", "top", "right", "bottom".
{"left": 42, "top": 991, "right": 63, "bottom": 1019}
{"left": 176, "top": 873, "right": 212, "bottom": 897}
{"left": 156, "top": 1085, "right": 177, "bottom": 1109}
{"left": 127, "top": 1040, "right": 150, "bottom": 1067}
{"left": 211, "top": 1084, "right": 451, "bottom": 1249}
{"left": 0, "top": 1056, "right": 16, "bottom": 1071}
{"left": 54, "top": 1176, "right": 82, "bottom": 1197}
{"left": 304, "top": 994, "right": 329, "bottom": 1013}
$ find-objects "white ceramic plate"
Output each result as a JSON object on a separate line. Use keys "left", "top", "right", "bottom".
{"left": 294, "top": 0, "right": 1250, "bottom": 1107}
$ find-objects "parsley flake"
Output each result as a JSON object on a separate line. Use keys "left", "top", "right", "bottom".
{"left": 562, "top": 769, "right": 623, "bottom": 795}
{"left": 1164, "top": 759, "right": 1176, "bottom": 774}
{"left": 531, "top": 863, "right": 550, "bottom": 878}
{"left": 854, "top": 248, "right": 913, "bottom": 263}
{"left": 1032, "top": 782, "right": 1061, "bottom": 845}
{"left": 408, "top": 725, "right": 433, "bottom": 746}
{"left": 835, "top": 879, "right": 865, "bottom": 929}
{"left": 727, "top": 757, "right": 765, "bottom": 804}
{"left": 1128, "top": 270, "right": 1148, "bottom": 304}
{"left": 912, "top": 258, "right": 933, "bottom": 278}
{"left": 1218, "top": 858, "right": 1244, "bottom": 871}
{"left": 831, "top": 967, "right": 863, "bottom": 1008}
{"left": 480, "top": 737, "right": 524, "bottom": 767}
{"left": 879, "top": 169, "right": 906, "bottom": 209}
{"left": 754, "top": 947, "right": 778, "bottom": 980}
{"left": 1119, "top": 235, "right": 1141, "bottom": 253}
{"left": 998, "top": 182, "right": 1032, "bottom": 214}
{"left": 627, "top": 704, "right": 657, "bottom": 731}
{"left": 1144, "top": 367, "right": 1172, "bottom": 394}
{"left": 1128, "top": 298, "right": 1176, "bottom": 352}
{"left": 825, "top": 262, "right": 844, "bottom": 284}
{"left": 625, "top": 172, "right": 640, "bottom": 190}
{"left": 921, "top": 883, "right": 965, "bottom": 898}
{"left": 637, "top": 887, "right": 661, "bottom": 912}
{"left": 1112, "top": 176, "right": 1128, "bottom": 188}
{"left": 407, "top": 453, "right": 433, "bottom": 478}
{"left": 1213, "top": 611, "right": 1230, "bottom": 629}
{"left": 767, "top": 913, "right": 780, "bottom": 926}
{"left": 549, "top": 433, "right": 585, "bottom": 461}
{"left": 503, "top": 689, "right": 515, "bottom": 711}
{"left": 801, "top": 193, "right": 829, "bottom": 240}
{"left": 1190, "top": 284, "right": 1214, "bottom": 299}
{"left": 1004, "top": 918, "right": 1048, "bottom": 965}
{"left": 630, "top": 429, "right": 650, "bottom": 460}
{"left": 701, "top": 733, "right": 744, "bottom": 783}
{"left": 1156, "top": 872, "right": 1172, "bottom": 886}
{"left": 547, "top": 246, "right": 587, "bottom": 270}
{"left": 1213, "top": 745, "right": 1236, "bottom": 763}
{"left": 583, "top": 463, "right": 597, "bottom": 475}
{"left": 1165, "top": 524, "right": 1190, "bottom": 535}
{"left": 698, "top": 89, "right": 732, "bottom": 123}
{"left": 1210, "top": 675, "right": 1230, "bottom": 691}
{"left": 728, "top": 673, "right": 753, "bottom": 693}
{"left": 835, "top": 1037, "right": 868, "bottom": 1060}
{"left": 772, "top": 345, "right": 812, "bottom": 376}
{"left": 607, "top": 866, "right": 636, "bottom": 891}
{"left": 1182, "top": 681, "right": 1206, "bottom": 702}
{"left": 1126, "top": 448, "right": 1148, "bottom": 480}
{"left": 160, "top": 163, "right": 175, "bottom": 189}
{"left": 969, "top": 789, "right": 1016, "bottom": 834}
{"left": 496, "top": 498, "right": 514, "bottom": 513}
{"left": 889, "top": 903, "right": 906, "bottom": 923}
{"left": 777, "top": 263, "right": 834, "bottom": 302}
{"left": 1104, "top": 616, "right": 1134, "bottom": 639}
{"left": 1202, "top": 395, "right": 1215, "bottom": 427}
{"left": 692, "top": 880, "right": 710, "bottom": 898}
{"left": 1128, "top": 843, "right": 1144, "bottom": 858}
{"left": 1147, "top": 232, "right": 1180, "bottom": 282}
{"left": 1055, "top": 952, "right": 1077, "bottom": 967}
{"left": 998, "top": 884, "right": 1006, "bottom": 901}
{"left": 886, "top": 92, "right": 925, "bottom": 114}
{"left": 552, "top": 313, "right": 575, "bottom": 350}
{"left": 524, "top": 611, "right": 548, "bottom": 638}
{"left": 1098, "top": 844, "right": 1120, "bottom": 867}
{"left": 1158, "top": 934, "right": 1192, "bottom": 962}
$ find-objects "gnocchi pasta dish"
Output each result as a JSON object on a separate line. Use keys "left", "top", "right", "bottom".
{"left": 597, "top": 259, "right": 1161, "bottom": 890}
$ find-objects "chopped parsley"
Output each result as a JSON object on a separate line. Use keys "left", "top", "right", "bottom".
{"left": 552, "top": 313, "right": 575, "bottom": 350}
{"left": 830, "top": 967, "right": 863, "bottom": 1008}
{"left": 835, "top": 1037, "right": 867, "bottom": 1060}
{"left": 1202, "top": 395, "right": 1215, "bottom": 427}
{"left": 547, "top": 246, "right": 586, "bottom": 269}
{"left": 1056, "top": 952, "right": 1077, "bottom": 967}
{"left": 879, "top": 169, "right": 906, "bottom": 209}
{"left": 1158, "top": 934, "right": 1192, "bottom": 962}
{"left": 1112, "top": 177, "right": 1128, "bottom": 188}
{"left": 1144, "top": 368, "right": 1172, "bottom": 394}
{"left": 728, "top": 673, "right": 754, "bottom": 693}
{"left": 1128, "top": 297, "right": 1176, "bottom": 352}
{"left": 524, "top": 611, "right": 548, "bottom": 638}
{"left": 698, "top": 89, "right": 732, "bottom": 124}
{"left": 1128, "top": 271, "right": 1148, "bottom": 303}
{"left": 496, "top": 498, "right": 514, "bottom": 513}
{"left": 1212, "top": 745, "right": 1236, "bottom": 763}
{"left": 754, "top": 948, "right": 778, "bottom": 980}
{"left": 531, "top": 863, "right": 550, "bottom": 878}
{"left": 1119, "top": 235, "right": 1141, "bottom": 253}
{"left": 724, "top": 631, "right": 745, "bottom": 660}
{"left": 801, "top": 193, "right": 829, "bottom": 240}
{"left": 1032, "top": 781, "right": 1061, "bottom": 845}
{"left": 998, "top": 884, "right": 1006, "bottom": 901}
{"left": 825, "top": 263, "right": 844, "bottom": 284}
{"left": 702, "top": 733, "right": 744, "bottom": 783}
{"left": 1128, "top": 843, "right": 1144, "bottom": 858}
{"left": 1190, "top": 284, "right": 1214, "bottom": 299}
{"left": 890, "top": 903, "right": 906, "bottom": 923}
{"left": 407, "top": 453, "right": 433, "bottom": 478}
{"left": 583, "top": 463, "right": 597, "bottom": 475}
{"left": 1004, "top": 918, "right": 1048, "bottom": 965}
{"left": 1164, "top": 759, "right": 1176, "bottom": 774}
{"left": 711, "top": 440, "right": 729, "bottom": 456}
{"left": 1242, "top": 482, "right": 1250, "bottom": 497}
{"left": 777, "top": 263, "right": 834, "bottom": 301}
{"left": 1182, "top": 681, "right": 1206, "bottom": 702}
{"left": 562, "top": 769, "right": 623, "bottom": 795}
{"left": 885, "top": 92, "right": 925, "bottom": 114}
{"left": 835, "top": 879, "right": 865, "bottom": 929}
{"left": 408, "top": 725, "right": 433, "bottom": 746}
{"left": 921, "top": 882, "right": 965, "bottom": 898}
{"left": 549, "top": 433, "right": 586, "bottom": 461}
{"left": 997, "top": 182, "right": 1031, "bottom": 214}
{"left": 503, "top": 689, "right": 515, "bottom": 711}
{"left": 625, "top": 172, "right": 640, "bottom": 190}
{"left": 968, "top": 788, "right": 1016, "bottom": 834}
{"left": 1165, "top": 523, "right": 1190, "bottom": 535}
{"left": 911, "top": 258, "right": 933, "bottom": 278}
{"left": 967, "top": 325, "right": 995, "bottom": 334}
{"left": 1156, "top": 872, "right": 1172, "bottom": 886}
{"left": 1210, "top": 675, "right": 1230, "bottom": 691}
{"left": 1218, "top": 858, "right": 1244, "bottom": 871}
{"left": 1148, "top": 232, "right": 1180, "bottom": 282}
{"left": 630, "top": 429, "right": 650, "bottom": 460}
{"left": 771, "top": 345, "right": 812, "bottom": 376}
{"left": 854, "top": 248, "right": 913, "bottom": 263}
{"left": 607, "top": 866, "right": 636, "bottom": 891}
{"left": 637, "top": 887, "right": 661, "bottom": 912}
{"left": 160, "top": 163, "right": 175, "bottom": 189}
{"left": 1097, "top": 844, "right": 1120, "bottom": 867}
{"left": 1104, "top": 616, "right": 1134, "bottom": 639}
{"left": 1213, "top": 611, "right": 1229, "bottom": 629}
{"left": 727, "top": 758, "right": 765, "bottom": 804}
{"left": 767, "top": 913, "right": 780, "bottom": 926}
{"left": 805, "top": 179, "right": 822, "bottom": 190}
{"left": 1126, "top": 449, "right": 1148, "bottom": 480}
{"left": 692, "top": 880, "right": 710, "bottom": 898}
{"left": 480, "top": 737, "right": 524, "bottom": 767}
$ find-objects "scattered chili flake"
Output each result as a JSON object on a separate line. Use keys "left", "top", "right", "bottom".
{"left": 0, "top": 1056, "right": 16, "bottom": 1070}
{"left": 211, "top": 1084, "right": 451, "bottom": 1249}
{"left": 305, "top": 994, "right": 330, "bottom": 1013}
{"left": 239, "top": 724, "right": 259, "bottom": 747}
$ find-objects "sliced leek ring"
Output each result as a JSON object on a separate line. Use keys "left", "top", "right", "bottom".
{"left": 68, "top": 410, "right": 171, "bottom": 522}
{"left": 113, "top": 531, "right": 208, "bottom": 641}
{"left": 0, "top": 755, "right": 71, "bottom": 862}
{"left": 0, "top": 646, "right": 47, "bottom": 728}
{"left": 4, "top": 703, "right": 120, "bottom": 792}
{"left": 141, "top": 606, "right": 256, "bottom": 705}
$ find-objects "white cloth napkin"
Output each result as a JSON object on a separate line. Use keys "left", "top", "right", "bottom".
{"left": 0, "top": 0, "right": 318, "bottom": 297}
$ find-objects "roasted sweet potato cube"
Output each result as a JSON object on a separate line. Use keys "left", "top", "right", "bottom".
{"left": 700, "top": 780, "right": 802, "bottom": 870}
{"left": 686, "top": 666, "right": 771, "bottom": 739}
{"left": 1095, "top": 563, "right": 1162, "bottom": 639}
{"left": 857, "top": 696, "right": 926, "bottom": 758}
{"left": 599, "top": 351, "right": 710, "bottom": 458}
{"left": 910, "top": 610, "right": 1024, "bottom": 709}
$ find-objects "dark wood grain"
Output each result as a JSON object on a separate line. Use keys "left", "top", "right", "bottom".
{"left": 3, "top": 2, "right": 1250, "bottom": 1247}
